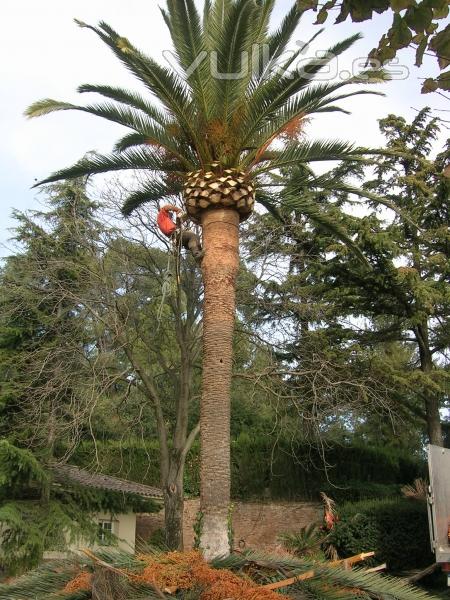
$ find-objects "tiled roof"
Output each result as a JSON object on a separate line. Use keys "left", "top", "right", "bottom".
{"left": 51, "top": 463, "right": 163, "bottom": 500}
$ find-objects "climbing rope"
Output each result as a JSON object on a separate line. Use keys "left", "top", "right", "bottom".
{"left": 156, "top": 252, "right": 176, "bottom": 327}
{"left": 174, "top": 213, "right": 184, "bottom": 287}
{"left": 156, "top": 213, "right": 185, "bottom": 327}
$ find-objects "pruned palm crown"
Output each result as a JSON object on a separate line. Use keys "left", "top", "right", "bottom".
{"left": 26, "top": 0, "right": 386, "bottom": 243}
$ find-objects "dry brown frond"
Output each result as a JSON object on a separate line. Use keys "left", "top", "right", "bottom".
{"left": 401, "top": 478, "right": 428, "bottom": 501}
{"left": 320, "top": 492, "right": 337, "bottom": 517}
{"left": 278, "top": 114, "right": 309, "bottom": 141}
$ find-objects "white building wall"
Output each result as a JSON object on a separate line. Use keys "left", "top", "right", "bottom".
{"left": 95, "top": 511, "right": 137, "bottom": 552}
{"left": 43, "top": 512, "right": 137, "bottom": 559}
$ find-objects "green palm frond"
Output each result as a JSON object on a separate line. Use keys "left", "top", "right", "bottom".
{"left": 121, "top": 179, "right": 183, "bottom": 216}
{"left": 53, "top": 592, "right": 90, "bottom": 600}
{"left": 258, "top": 167, "right": 370, "bottom": 263}
{"left": 0, "top": 549, "right": 160, "bottom": 600}
{"left": 26, "top": 99, "right": 194, "bottom": 167}
{"left": 330, "top": 183, "right": 411, "bottom": 216}
{"left": 254, "top": 140, "right": 363, "bottom": 174}
{"left": 239, "top": 33, "right": 363, "bottom": 148}
{"left": 27, "top": 99, "right": 163, "bottom": 138}
{"left": 248, "top": 0, "right": 298, "bottom": 84}
{"left": 203, "top": 0, "right": 229, "bottom": 50}
{"left": 74, "top": 20, "right": 201, "bottom": 148}
{"left": 0, "top": 559, "right": 81, "bottom": 600}
{"left": 211, "top": 548, "right": 316, "bottom": 572}
{"left": 113, "top": 132, "right": 151, "bottom": 152}
{"left": 251, "top": 26, "right": 325, "bottom": 101}
{"left": 77, "top": 105, "right": 184, "bottom": 157}
{"left": 249, "top": 0, "right": 275, "bottom": 47}
{"left": 312, "top": 88, "right": 383, "bottom": 112}
{"left": 294, "top": 580, "right": 371, "bottom": 600}
{"left": 313, "top": 565, "right": 432, "bottom": 600}
{"left": 89, "top": 546, "right": 145, "bottom": 569}
{"left": 164, "top": 0, "right": 210, "bottom": 119}
{"left": 242, "top": 85, "right": 383, "bottom": 168}
{"left": 26, "top": 94, "right": 192, "bottom": 166}
{"left": 255, "top": 189, "right": 285, "bottom": 221}
{"left": 33, "top": 149, "right": 184, "bottom": 187}
{"left": 278, "top": 523, "right": 324, "bottom": 556}
{"left": 208, "top": 0, "right": 256, "bottom": 122}
{"left": 212, "top": 551, "right": 434, "bottom": 600}
{"left": 265, "top": 2, "right": 302, "bottom": 67}
{"left": 77, "top": 84, "right": 170, "bottom": 126}
{"left": 25, "top": 99, "right": 78, "bottom": 118}
{"left": 203, "top": 0, "right": 212, "bottom": 27}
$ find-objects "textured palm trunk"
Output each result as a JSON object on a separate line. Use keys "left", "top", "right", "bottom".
{"left": 199, "top": 208, "right": 240, "bottom": 559}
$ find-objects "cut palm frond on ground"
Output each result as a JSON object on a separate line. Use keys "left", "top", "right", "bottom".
{"left": 0, "top": 549, "right": 436, "bottom": 600}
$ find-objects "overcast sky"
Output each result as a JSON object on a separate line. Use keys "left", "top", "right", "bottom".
{"left": 1, "top": 0, "right": 448, "bottom": 257}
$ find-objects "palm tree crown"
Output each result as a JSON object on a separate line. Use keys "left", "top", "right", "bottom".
{"left": 26, "top": 0, "right": 385, "bottom": 226}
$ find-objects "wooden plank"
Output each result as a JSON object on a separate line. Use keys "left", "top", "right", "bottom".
{"left": 263, "top": 552, "right": 375, "bottom": 591}
{"left": 366, "top": 564, "right": 387, "bottom": 573}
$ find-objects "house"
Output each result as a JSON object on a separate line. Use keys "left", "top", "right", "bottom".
{"left": 45, "top": 464, "right": 163, "bottom": 557}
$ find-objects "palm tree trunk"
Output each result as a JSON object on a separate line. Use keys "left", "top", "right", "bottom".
{"left": 199, "top": 208, "right": 239, "bottom": 559}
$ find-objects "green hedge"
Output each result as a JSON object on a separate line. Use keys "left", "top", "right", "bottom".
{"left": 328, "top": 498, "right": 434, "bottom": 571}
{"left": 229, "top": 435, "right": 423, "bottom": 501}
{"left": 68, "top": 437, "right": 424, "bottom": 503}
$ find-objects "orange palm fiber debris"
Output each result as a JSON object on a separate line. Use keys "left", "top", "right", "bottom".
{"left": 62, "top": 571, "right": 92, "bottom": 593}
{"left": 191, "top": 561, "right": 290, "bottom": 600}
{"left": 135, "top": 550, "right": 203, "bottom": 590}
{"left": 135, "top": 550, "right": 289, "bottom": 600}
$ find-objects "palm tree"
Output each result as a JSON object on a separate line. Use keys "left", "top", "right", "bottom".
{"left": 26, "top": 0, "right": 387, "bottom": 559}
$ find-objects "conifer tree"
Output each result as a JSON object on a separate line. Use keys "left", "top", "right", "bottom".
{"left": 314, "top": 108, "right": 450, "bottom": 445}
{"left": 0, "top": 181, "right": 157, "bottom": 574}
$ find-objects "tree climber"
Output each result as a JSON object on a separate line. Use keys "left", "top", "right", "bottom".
{"left": 157, "top": 204, "right": 204, "bottom": 262}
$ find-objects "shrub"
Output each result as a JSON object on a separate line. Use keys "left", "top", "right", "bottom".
{"left": 278, "top": 523, "right": 326, "bottom": 559}
{"left": 328, "top": 498, "right": 434, "bottom": 571}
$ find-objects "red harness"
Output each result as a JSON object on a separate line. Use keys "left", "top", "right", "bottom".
{"left": 157, "top": 207, "right": 178, "bottom": 237}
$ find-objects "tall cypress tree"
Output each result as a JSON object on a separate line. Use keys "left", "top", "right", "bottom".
{"left": 318, "top": 109, "right": 450, "bottom": 445}
{"left": 0, "top": 181, "right": 125, "bottom": 573}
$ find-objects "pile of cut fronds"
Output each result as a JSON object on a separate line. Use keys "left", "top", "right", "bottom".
{"left": 0, "top": 548, "right": 436, "bottom": 600}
